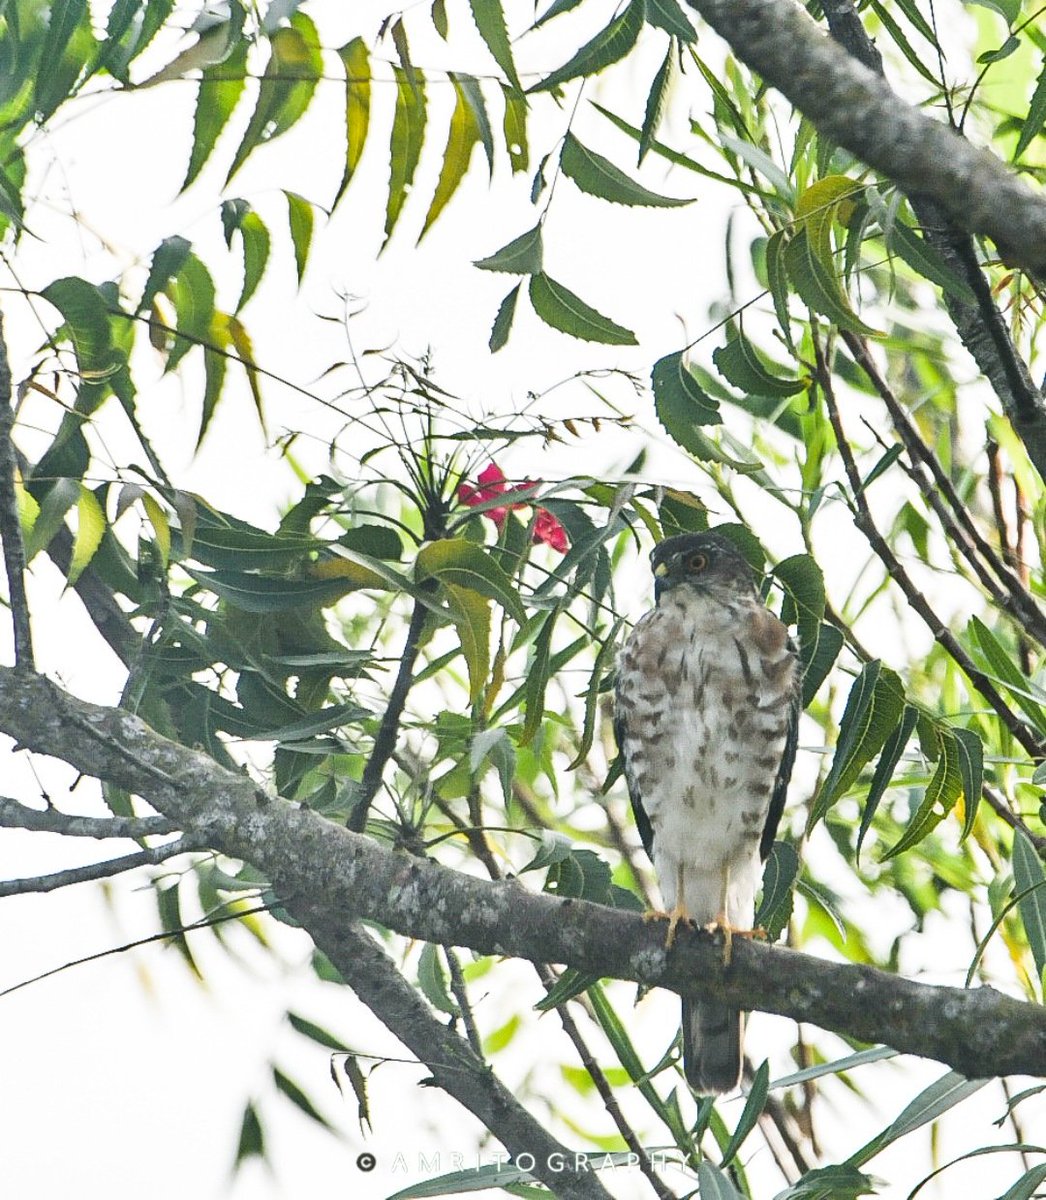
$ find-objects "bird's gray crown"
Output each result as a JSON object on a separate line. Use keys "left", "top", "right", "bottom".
{"left": 650, "top": 532, "right": 757, "bottom": 601}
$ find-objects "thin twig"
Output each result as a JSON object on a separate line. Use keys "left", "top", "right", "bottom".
{"left": 444, "top": 948, "right": 484, "bottom": 1057}
{"left": 0, "top": 308, "right": 33, "bottom": 668}
{"left": 0, "top": 835, "right": 205, "bottom": 896}
{"left": 0, "top": 794, "right": 179, "bottom": 838}
{"left": 348, "top": 586, "right": 433, "bottom": 833}
{"left": 981, "top": 784, "right": 1046, "bottom": 856}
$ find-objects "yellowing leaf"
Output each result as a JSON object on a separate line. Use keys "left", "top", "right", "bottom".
{"left": 142, "top": 492, "right": 171, "bottom": 568}
{"left": 443, "top": 581, "right": 491, "bottom": 701}
{"left": 68, "top": 485, "right": 105, "bottom": 586}
{"left": 420, "top": 74, "right": 482, "bottom": 240}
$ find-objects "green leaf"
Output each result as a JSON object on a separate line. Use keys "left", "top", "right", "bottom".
{"left": 968, "top": 616, "right": 1046, "bottom": 736}
{"left": 420, "top": 74, "right": 483, "bottom": 239}
{"left": 66, "top": 485, "right": 105, "bottom": 586}
{"left": 721, "top": 1061, "right": 769, "bottom": 1165}
{"left": 24, "top": 477, "right": 79, "bottom": 562}
{"left": 954, "top": 726, "right": 983, "bottom": 840}
{"left": 560, "top": 131, "right": 692, "bottom": 207}
{"left": 765, "top": 228, "right": 795, "bottom": 351}
{"left": 884, "top": 724, "right": 964, "bottom": 858}
{"left": 283, "top": 191, "right": 314, "bottom": 285}
{"left": 999, "top": 1164, "right": 1046, "bottom": 1200}
{"left": 384, "top": 65, "right": 427, "bottom": 246}
{"left": 646, "top": 0, "right": 696, "bottom": 41}
{"left": 198, "top": 312, "right": 229, "bottom": 449}
{"left": 182, "top": 40, "right": 248, "bottom": 191}
{"left": 529, "top": 0, "right": 645, "bottom": 93}
{"left": 775, "top": 1164, "right": 880, "bottom": 1199}
{"left": 652, "top": 350, "right": 722, "bottom": 456}
{"left": 234, "top": 1102, "right": 266, "bottom": 1166}
{"left": 467, "top": 0, "right": 522, "bottom": 91}
{"left": 415, "top": 538, "right": 527, "bottom": 625}
{"left": 756, "top": 840, "right": 799, "bottom": 939}
{"left": 569, "top": 618, "right": 625, "bottom": 769}
{"left": 1015, "top": 55, "right": 1046, "bottom": 160}
{"left": 221, "top": 201, "right": 271, "bottom": 312}
{"left": 772, "top": 553, "right": 825, "bottom": 667}
{"left": 474, "top": 224, "right": 543, "bottom": 274}
{"left": 489, "top": 284, "right": 520, "bottom": 352}
{"left": 138, "top": 235, "right": 192, "bottom": 316}
{"left": 34, "top": 0, "right": 89, "bottom": 122}
{"left": 287, "top": 1012, "right": 353, "bottom": 1053}
{"left": 523, "top": 604, "right": 559, "bottom": 743}
{"left": 535, "top": 0, "right": 586, "bottom": 27}
{"left": 253, "top": 701, "right": 371, "bottom": 744}
{"left": 639, "top": 44, "right": 675, "bottom": 164}
{"left": 185, "top": 566, "right": 362, "bottom": 612}
{"left": 978, "top": 34, "right": 1020, "bottom": 64}
{"left": 771, "top": 1045, "right": 897, "bottom": 1090}
{"left": 857, "top": 703, "right": 918, "bottom": 856}
{"left": 886, "top": 219, "right": 976, "bottom": 303}
{"left": 42, "top": 277, "right": 121, "bottom": 397}
{"left": 800, "top": 620, "right": 842, "bottom": 708}
{"left": 334, "top": 37, "right": 371, "bottom": 208}
{"left": 809, "top": 662, "right": 905, "bottom": 828}
{"left": 696, "top": 1162, "right": 744, "bottom": 1200}
{"left": 713, "top": 334, "right": 804, "bottom": 397}
{"left": 533, "top": 966, "right": 598, "bottom": 1010}
{"left": 443, "top": 581, "right": 491, "bottom": 701}
{"left": 1013, "top": 829, "right": 1046, "bottom": 983}
{"left": 226, "top": 22, "right": 322, "bottom": 184}
{"left": 164, "top": 252, "right": 216, "bottom": 373}
{"left": 528, "top": 273, "right": 637, "bottom": 345}
{"left": 272, "top": 1067, "right": 334, "bottom": 1130}
{"left": 784, "top": 227, "right": 880, "bottom": 335}
{"left": 849, "top": 1072, "right": 987, "bottom": 1167}
{"left": 417, "top": 944, "right": 460, "bottom": 1016}
{"left": 502, "top": 83, "right": 529, "bottom": 172}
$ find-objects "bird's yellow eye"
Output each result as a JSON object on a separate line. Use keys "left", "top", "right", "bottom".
{"left": 687, "top": 552, "right": 708, "bottom": 572}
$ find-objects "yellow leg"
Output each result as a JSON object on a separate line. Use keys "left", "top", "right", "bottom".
{"left": 717, "top": 867, "right": 733, "bottom": 965}
{"left": 644, "top": 863, "right": 691, "bottom": 949}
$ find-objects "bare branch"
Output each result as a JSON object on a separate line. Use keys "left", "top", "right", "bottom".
{"left": 0, "top": 666, "right": 1042, "bottom": 1079}
{"left": 0, "top": 794, "right": 180, "bottom": 839}
{"left": 0, "top": 309, "right": 33, "bottom": 668}
{"left": 0, "top": 835, "right": 205, "bottom": 896}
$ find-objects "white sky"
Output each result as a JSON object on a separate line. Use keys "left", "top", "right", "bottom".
{"left": 1, "top": 2, "right": 1043, "bottom": 1198}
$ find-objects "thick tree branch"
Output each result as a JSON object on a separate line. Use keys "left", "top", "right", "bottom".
{"left": 818, "top": 0, "right": 1046, "bottom": 487}
{"left": 293, "top": 914, "right": 613, "bottom": 1200}
{"left": 683, "top": 0, "right": 1046, "bottom": 280}
{"left": 0, "top": 667, "right": 1043, "bottom": 1080}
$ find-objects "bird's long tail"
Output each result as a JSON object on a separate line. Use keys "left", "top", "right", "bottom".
{"left": 681, "top": 998, "right": 743, "bottom": 1094}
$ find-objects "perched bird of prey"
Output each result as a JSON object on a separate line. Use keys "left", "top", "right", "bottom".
{"left": 614, "top": 532, "right": 799, "bottom": 1094}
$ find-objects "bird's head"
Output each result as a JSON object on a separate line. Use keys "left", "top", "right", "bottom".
{"left": 650, "top": 532, "right": 757, "bottom": 603}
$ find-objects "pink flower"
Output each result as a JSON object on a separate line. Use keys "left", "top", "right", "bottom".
{"left": 458, "top": 462, "right": 569, "bottom": 554}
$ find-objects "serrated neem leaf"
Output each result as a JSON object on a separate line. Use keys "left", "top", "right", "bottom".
{"left": 489, "top": 284, "right": 519, "bottom": 351}
{"left": 713, "top": 334, "right": 803, "bottom": 397}
{"left": 765, "top": 228, "right": 795, "bottom": 351}
{"left": 569, "top": 618, "right": 625, "bottom": 768}
{"left": 529, "top": 0, "right": 644, "bottom": 93}
{"left": 334, "top": 37, "right": 370, "bottom": 208}
{"left": 720, "top": 133, "right": 794, "bottom": 201}
{"left": 34, "top": 0, "right": 89, "bottom": 122}
{"left": 721, "top": 1061, "right": 769, "bottom": 1165}
{"left": 288, "top": 1012, "right": 353, "bottom": 1053}
{"left": 886, "top": 219, "right": 976, "bottom": 303}
{"left": 520, "top": 829, "right": 574, "bottom": 873}
{"left": 756, "top": 840, "right": 799, "bottom": 939}
{"left": 420, "top": 74, "right": 484, "bottom": 239}
{"left": 468, "top": 0, "right": 521, "bottom": 91}
{"left": 857, "top": 702, "right": 918, "bottom": 856}
{"left": 42, "top": 277, "right": 120, "bottom": 393}
{"left": 652, "top": 352, "right": 721, "bottom": 447}
{"left": 1013, "top": 829, "right": 1046, "bottom": 984}
{"left": 968, "top": 615, "right": 1046, "bottom": 736}
{"left": 221, "top": 201, "right": 271, "bottom": 312}
{"left": 523, "top": 604, "right": 559, "bottom": 743}
{"left": 639, "top": 44, "right": 674, "bottom": 163}
{"left": 1016, "top": 56, "right": 1046, "bottom": 160}
{"left": 66, "top": 485, "right": 105, "bottom": 586}
{"left": 809, "top": 662, "right": 904, "bottom": 828}
{"left": 273, "top": 1067, "right": 334, "bottom": 1130}
{"left": 849, "top": 1072, "right": 987, "bottom": 1167}
{"left": 416, "top": 538, "right": 527, "bottom": 625}
{"left": 646, "top": 0, "right": 696, "bottom": 40}
{"left": 533, "top": 966, "right": 598, "bottom": 1010}
{"left": 443, "top": 581, "right": 491, "bottom": 700}
{"left": 186, "top": 566, "right": 360, "bottom": 611}
{"left": 528, "top": 273, "right": 637, "bottom": 345}
{"left": 164, "top": 252, "right": 216, "bottom": 373}
{"left": 474, "top": 224, "right": 543, "bottom": 274}
{"left": 502, "top": 82, "right": 529, "bottom": 172}
{"left": 251, "top": 701, "right": 372, "bottom": 743}
{"left": 535, "top": 0, "right": 585, "bottom": 26}
{"left": 182, "top": 39, "right": 249, "bottom": 191}
{"left": 784, "top": 227, "right": 880, "bottom": 334}
{"left": 954, "top": 726, "right": 983, "bottom": 840}
{"left": 284, "top": 191, "right": 314, "bottom": 285}
{"left": 772, "top": 554, "right": 825, "bottom": 668}
{"left": 884, "top": 722, "right": 964, "bottom": 858}
{"left": 560, "top": 131, "right": 692, "bottom": 207}
{"left": 800, "top": 621, "right": 843, "bottom": 708}
{"left": 138, "top": 236, "right": 192, "bottom": 315}
{"left": 384, "top": 65, "right": 427, "bottom": 246}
